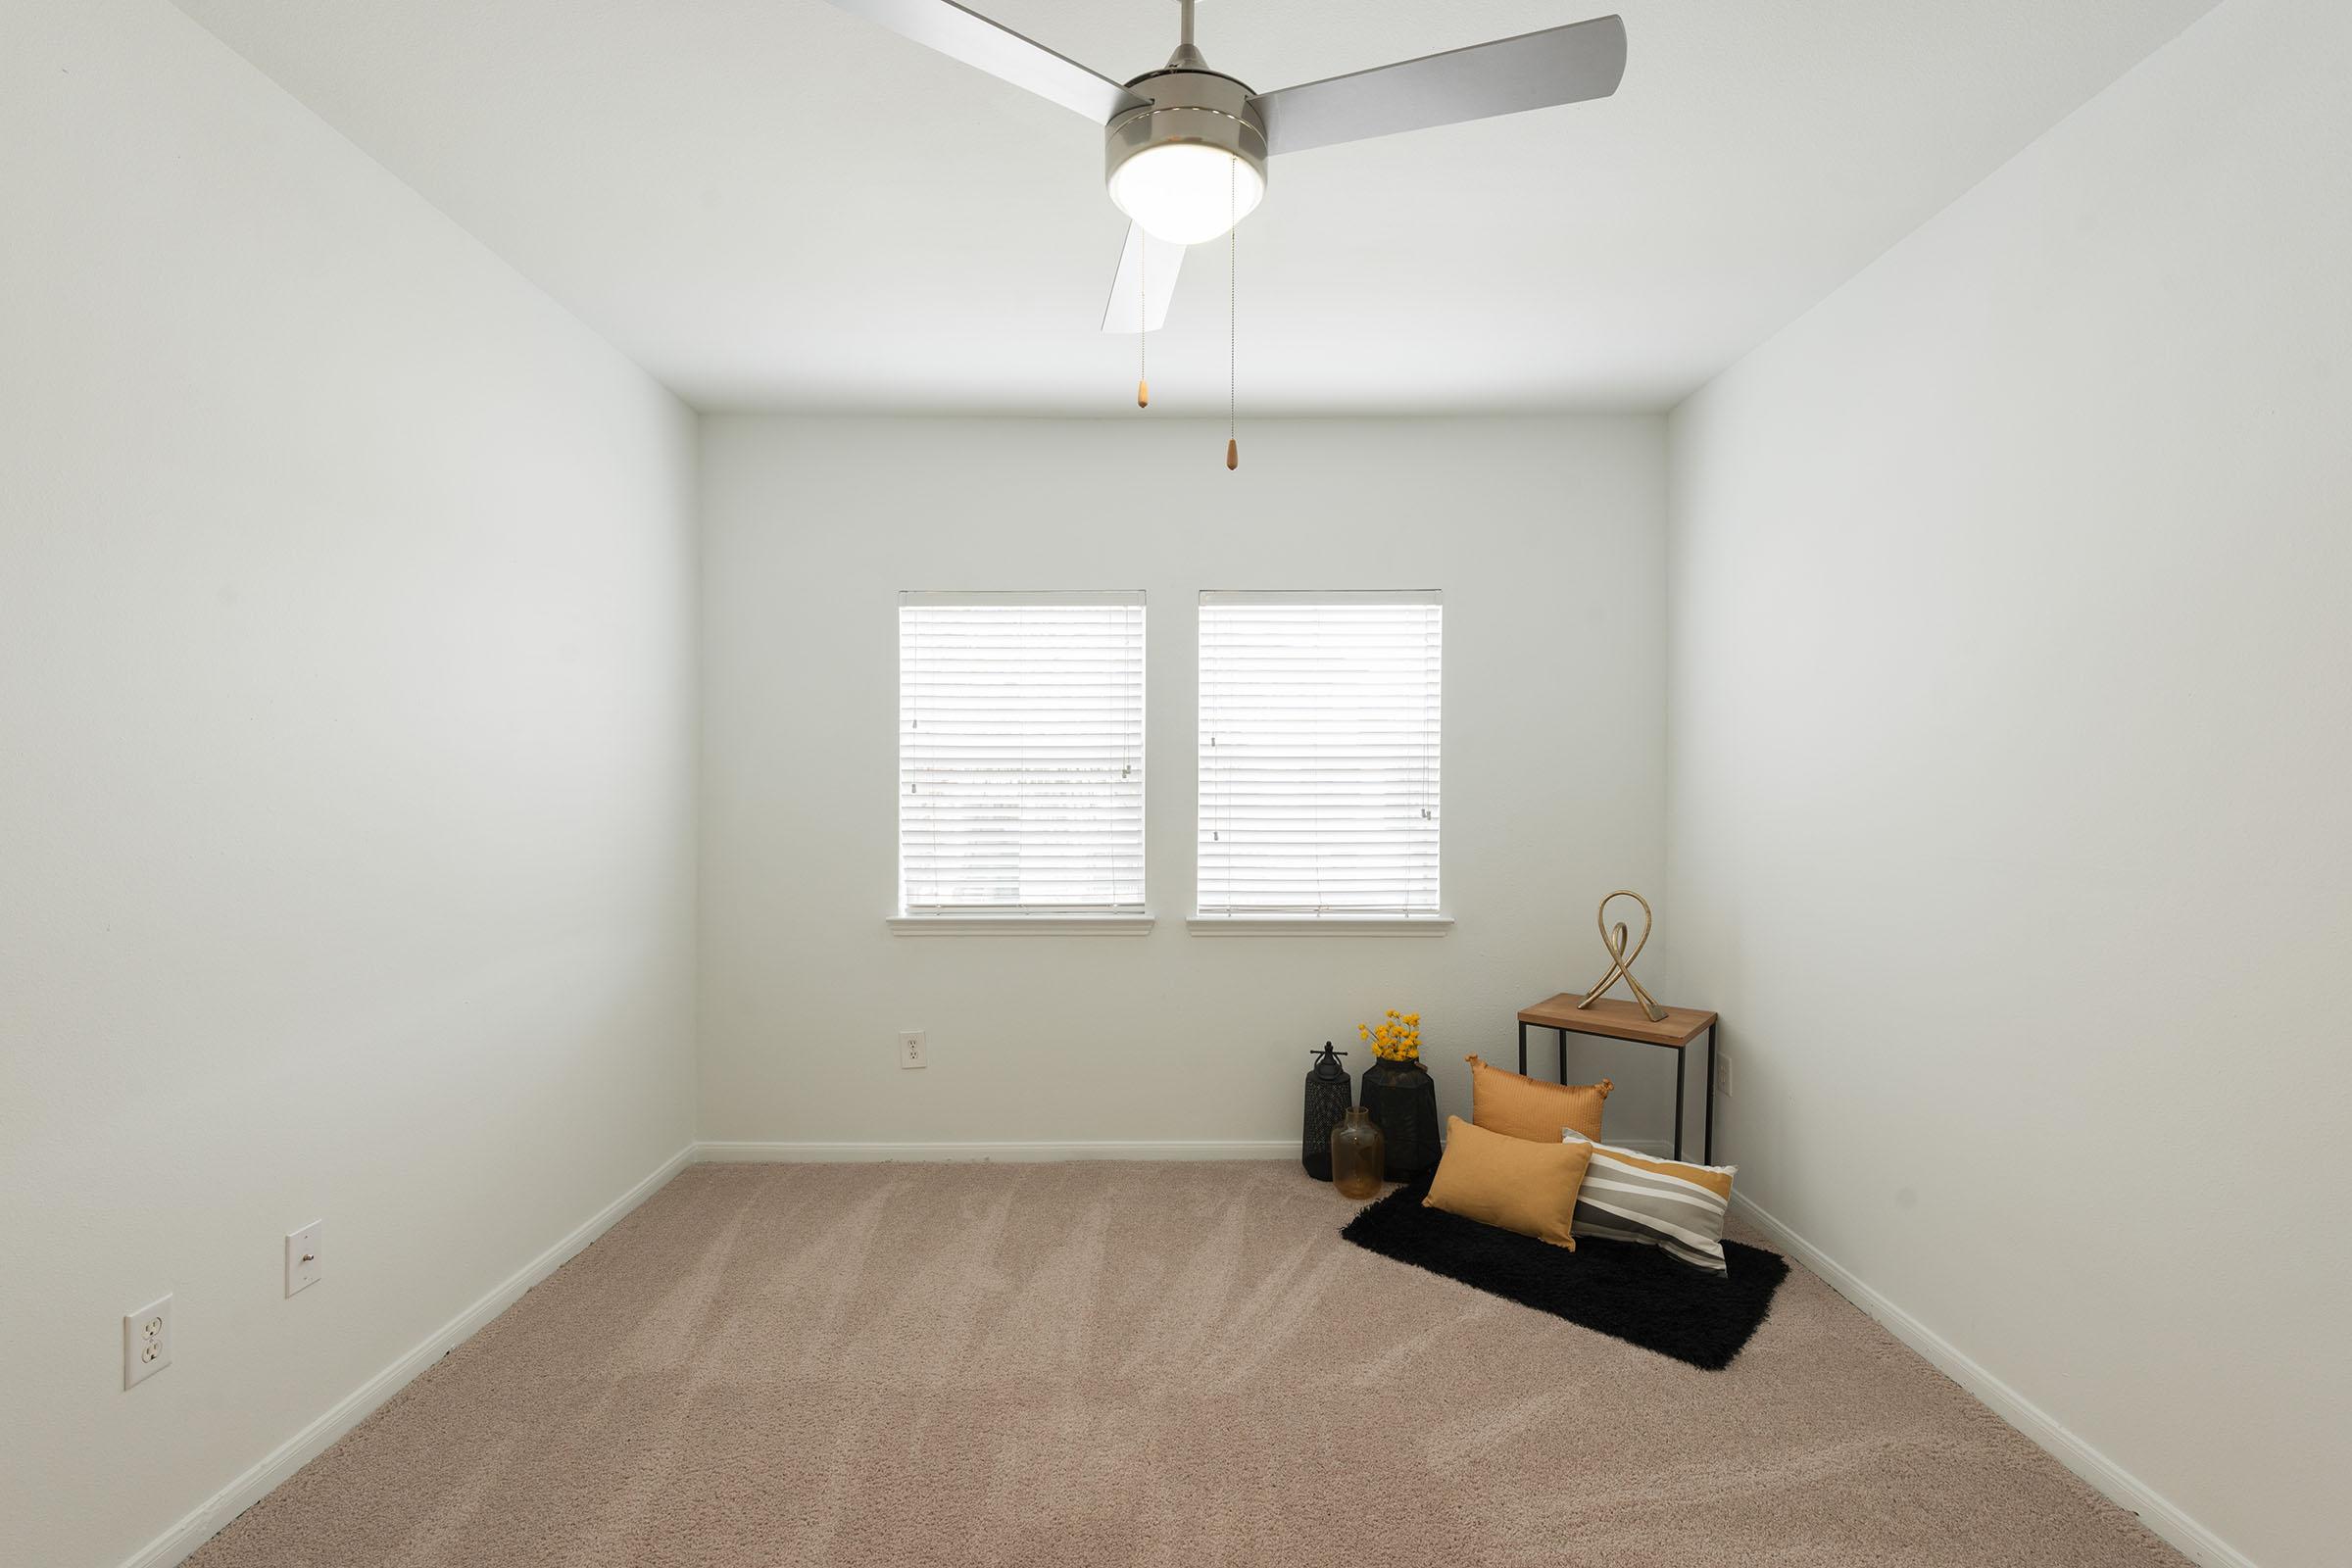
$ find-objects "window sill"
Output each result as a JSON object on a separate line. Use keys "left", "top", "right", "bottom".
{"left": 887, "top": 914, "right": 1156, "bottom": 936}
{"left": 1186, "top": 915, "right": 1454, "bottom": 937}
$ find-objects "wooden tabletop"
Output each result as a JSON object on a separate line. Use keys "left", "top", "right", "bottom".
{"left": 1516, "top": 993, "right": 1717, "bottom": 1048}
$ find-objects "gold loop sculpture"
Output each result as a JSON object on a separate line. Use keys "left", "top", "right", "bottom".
{"left": 1577, "top": 889, "right": 1667, "bottom": 1022}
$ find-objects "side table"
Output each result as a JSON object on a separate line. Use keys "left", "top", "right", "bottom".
{"left": 1515, "top": 993, "right": 1720, "bottom": 1164}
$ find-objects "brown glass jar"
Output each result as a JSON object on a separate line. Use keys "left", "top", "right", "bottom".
{"left": 1330, "top": 1105, "right": 1386, "bottom": 1200}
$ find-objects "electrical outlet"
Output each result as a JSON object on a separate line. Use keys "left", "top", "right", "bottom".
{"left": 285, "top": 1221, "right": 323, "bottom": 1298}
{"left": 1715, "top": 1049, "right": 1734, "bottom": 1098}
{"left": 123, "top": 1295, "right": 172, "bottom": 1390}
{"left": 898, "top": 1029, "right": 927, "bottom": 1070}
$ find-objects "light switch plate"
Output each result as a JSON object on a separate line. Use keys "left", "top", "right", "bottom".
{"left": 124, "top": 1295, "right": 172, "bottom": 1389}
{"left": 284, "top": 1221, "right": 323, "bottom": 1297}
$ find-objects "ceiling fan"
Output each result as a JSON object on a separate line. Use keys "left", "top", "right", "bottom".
{"left": 824, "top": 0, "right": 1628, "bottom": 332}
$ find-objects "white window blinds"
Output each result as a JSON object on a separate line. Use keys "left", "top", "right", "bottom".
{"left": 899, "top": 592, "right": 1146, "bottom": 915}
{"left": 1198, "top": 590, "right": 1442, "bottom": 917}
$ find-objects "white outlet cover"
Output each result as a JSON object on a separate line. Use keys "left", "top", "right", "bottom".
{"left": 285, "top": 1221, "right": 323, "bottom": 1297}
{"left": 898, "top": 1029, "right": 926, "bottom": 1069}
{"left": 123, "top": 1294, "right": 172, "bottom": 1390}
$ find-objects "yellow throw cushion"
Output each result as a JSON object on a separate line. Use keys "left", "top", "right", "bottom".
{"left": 1465, "top": 1054, "right": 1612, "bottom": 1144}
{"left": 1423, "top": 1116, "right": 1595, "bottom": 1249}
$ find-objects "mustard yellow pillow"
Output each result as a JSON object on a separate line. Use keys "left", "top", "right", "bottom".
{"left": 1465, "top": 1054, "right": 1612, "bottom": 1144}
{"left": 1423, "top": 1116, "right": 1595, "bottom": 1249}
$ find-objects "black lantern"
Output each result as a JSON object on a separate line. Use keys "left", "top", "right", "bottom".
{"left": 1301, "top": 1043, "right": 1353, "bottom": 1180}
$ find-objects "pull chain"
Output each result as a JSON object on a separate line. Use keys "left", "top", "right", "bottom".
{"left": 1136, "top": 234, "right": 1150, "bottom": 409}
{"left": 1226, "top": 160, "right": 1239, "bottom": 470}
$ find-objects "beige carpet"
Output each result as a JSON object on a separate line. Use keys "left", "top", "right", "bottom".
{"left": 192, "top": 1161, "right": 2186, "bottom": 1567}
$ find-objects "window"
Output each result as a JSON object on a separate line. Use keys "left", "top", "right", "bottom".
{"left": 897, "top": 592, "right": 1146, "bottom": 924}
{"left": 1197, "top": 590, "right": 1444, "bottom": 924}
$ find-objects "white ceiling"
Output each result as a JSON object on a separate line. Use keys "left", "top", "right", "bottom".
{"left": 176, "top": 0, "right": 2216, "bottom": 415}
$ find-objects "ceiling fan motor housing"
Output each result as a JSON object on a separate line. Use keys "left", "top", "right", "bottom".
{"left": 1104, "top": 70, "right": 1268, "bottom": 199}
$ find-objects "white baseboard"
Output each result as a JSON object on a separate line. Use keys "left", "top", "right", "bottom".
{"left": 1609, "top": 1137, "right": 1676, "bottom": 1157}
{"left": 696, "top": 1139, "right": 1295, "bottom": 1163}
{"left": 121, "top": 1144, "right": 697, "bottom": 1568}
{"left": 1731, "top": 1191, "right": 2253, "bottom": 1568}
{"left": 693, "top": 1138, "right": 1669, "bottom": 1164}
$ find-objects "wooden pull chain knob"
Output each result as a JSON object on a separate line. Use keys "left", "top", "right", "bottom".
{"left": 1225, "top": 437, "right": 1238, "bottom": 470}
{"left": 1136, "top": 378, "right": 1150, "bottom": 410}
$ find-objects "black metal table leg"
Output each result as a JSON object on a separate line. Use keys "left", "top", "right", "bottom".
{"left": 1514, "top": 1012, "right": 1720, "bottom": 1162}
{"left": 1702, "top": 1024, "right": 1717, "bottom": 1165}
{"left": 1673, "top": 1046, "right": 1686, "bottom": 1162}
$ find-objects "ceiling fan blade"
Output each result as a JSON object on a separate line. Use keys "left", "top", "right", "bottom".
{"left": 1250, "top": 14, "right": 1626, "bottom": 157}
{"left": 1101, "top": 222, "right": 1185, "bottom": 333}
{"left": 823, "top": 0, "right": 1148, "bottom": 123}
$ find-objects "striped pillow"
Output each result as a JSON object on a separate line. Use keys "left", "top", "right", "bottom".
{"left": 1561, "top": 1131, "right": 1738, "bottom": 1276}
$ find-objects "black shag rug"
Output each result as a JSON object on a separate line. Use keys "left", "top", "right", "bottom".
{"left": 1340, "top": 1177, "right": 1790, "bottom": 1369}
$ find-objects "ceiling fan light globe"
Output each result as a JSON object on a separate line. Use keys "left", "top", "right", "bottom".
{"left": 1108, "top": 143, "right": 1263, "bottom": 247}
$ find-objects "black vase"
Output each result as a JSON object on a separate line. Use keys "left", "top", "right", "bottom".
{"left": 1300, "top": 1044, "right": 1354, "bottom": 1181}
{"left": 1360, "top": 1054, "right": 1441, "bottom": 1180}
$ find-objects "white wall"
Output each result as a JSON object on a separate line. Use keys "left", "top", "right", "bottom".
{"left": 0, "top": 5, "right": 699, "bottom": 1565}
{"left": 1662, "top": 2, "right": 2350, "bottom": 1564}
{"left": 700, "top": 415, "right": 1671, "bottom": 1152}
